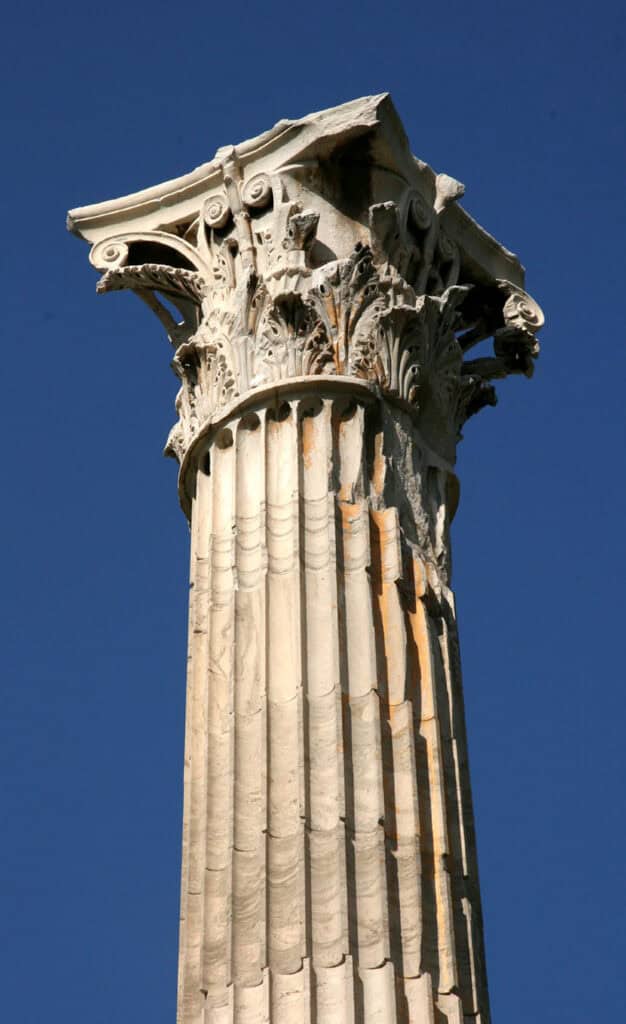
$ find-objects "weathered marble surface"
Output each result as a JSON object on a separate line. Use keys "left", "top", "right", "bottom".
{"left": 69, "top": 95, "right": 543, "bottom": 1023}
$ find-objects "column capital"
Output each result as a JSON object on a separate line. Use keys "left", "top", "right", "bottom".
{"left": 68, "top": 93, "right": 543, "bottom": 466}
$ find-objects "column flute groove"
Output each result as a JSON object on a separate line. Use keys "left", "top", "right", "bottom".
{"left": 265, "top": 402, "right": 306, "bottom": 1002}
{"left": 184, "top": 464, "right": 213, "bottom": 1024}
{"left": 300, "top": 399, "right": 345, "bottom": 977}
{"left": 204, "top": 430, "right": 236, "bottom": 1012}
{"left": 232, "top": 412, "right": 266, "bottom": 994}
{"left": 177, "top": 473, "right": 201, "bottom": 1023}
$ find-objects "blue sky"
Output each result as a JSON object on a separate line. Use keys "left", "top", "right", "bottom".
{"left": 2, "top": 1, "right": 625, "bottom": 1020}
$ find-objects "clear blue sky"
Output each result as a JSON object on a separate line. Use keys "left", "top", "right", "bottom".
{"left": 2, "top": 1, "right": 625, "bottom": 1020}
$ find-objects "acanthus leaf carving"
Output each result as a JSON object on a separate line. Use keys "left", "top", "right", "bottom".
{"left": 96, "top": 263, "right": 206, "bottom": 305}
{"left": 350, "top": 304, "right": 422, "bottom": 402}
{"left": 310, "top": 243, "right": 384, "bottom": 371}
{"left": 250, "top": 288, "right": 331, "bottom": 384}
{"left": 87, "top": 164, "right": 543, "bottom": 464}
{"left": 165, "top": 318, "right": 239, "bottom": 461}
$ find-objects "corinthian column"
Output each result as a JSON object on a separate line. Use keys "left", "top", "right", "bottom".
{"left": 68, "top": 94, "right": 543, "bottom": 1024}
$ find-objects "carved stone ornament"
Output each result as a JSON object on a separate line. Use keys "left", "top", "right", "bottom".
{"left": 69, "top": 94, "right": 543, "bottom": 467}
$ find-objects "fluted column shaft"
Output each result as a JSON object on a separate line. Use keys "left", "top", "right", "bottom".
{"left": 70, "top": 92, "right": 543, "bottom": 1024}
{"left": 177, "top": 384, "right": 488, "bottom": 1024}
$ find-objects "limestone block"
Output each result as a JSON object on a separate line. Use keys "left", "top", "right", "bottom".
{"left": 346, "top": 829, "right": 387, "bottom": 969}
{"left": 308, "top": 826, "right": 344, "bottom": 966}
{"left": 375, "top": 577, "right": 408, "bottom": 706}
{"left": 339, "top": 502, "right": 377, "bottom": 700}
{"left": 381, "top": 700, "right": 419, "bottom": 842}
{"left": 457, "top": 896, "right": 479, "bottom": 1016}
{"left": 235, "top": 413, "right": 265, "bottom": 581}
{"left": 266, "top": 574, "right": 300, "bottom": 704}
{"left": 433, "top": 863, "right": 458, "bottom": 995}
{"left": 203, "top": 865, "right": 231, "bottom": 991}
{"left": 436, "top": 992, "right": 464, "bottom": 1024}
{"left": 233, "top": 710, "right": 265, "bottom": 851}
{"left": 268, "top": 697, "right": 300, "bottom": 838}
{"left": 371, "top": 507, "right": 407, "bottom": 705}
{"left": 301, "top": 407, "right": 336, "bottom": 709}
{"left": 205, "top": 985, "right": 233, "bottom": 1024}
{"left": 408, "top": 599, "right": 437, "bottom": 723}
{"left": 232, "top": 848, "right": 263, "bottom": 986}
{"left": 419, "top": 716, "right": 450, "bottom": 857}
{"left": 336, "top": 405, "right": 366, "bottom": 501}
{"left": 344, "top": 690, "right": 383, "bottom": 833}
{"left": 335, "top": 684, "right": 346, "bottom": 822}
{"left": 306, "top": 687, "right": 341, "bottom": 831}
{"left": 359, "top": 961, "right": 397, "bottom": 1022}
{"left": 400, "top": 973, "right": 435, "bottom": 1024}
{"left": 205, "top": 721, "right": 234, "bottom": 869}
{"left": 386, "top": 839, "right": 422, "bottom": 978}
{"left": 302, "top": 550, "right": 338, "bottom": 699}
{"left": 233, "top": 971, "right": 269, "bottom": 1024}
{"left": 270, "top": 965, "right": 307, "bottom": 1024}
{"left": 314, "top": 959, "right": 352, "bottom": 1024}
{"left": 267, "top": 833, "right": 304, "bottom": 974}
{"left": 234, "top": 589, "right": 265, "bottom": 715}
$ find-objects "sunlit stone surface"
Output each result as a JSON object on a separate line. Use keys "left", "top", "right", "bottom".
{"left": 69, "top": 94, "right": 543, "bottom": 1023}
